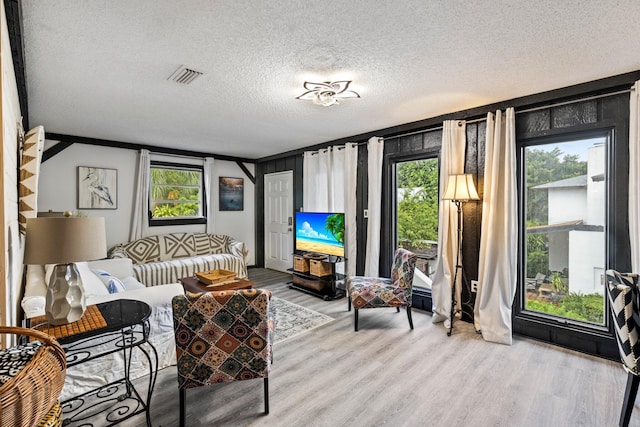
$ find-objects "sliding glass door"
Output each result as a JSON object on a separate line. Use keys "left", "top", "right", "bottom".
{"left": 395, "top": 157, "right": 439, "bottom": 290}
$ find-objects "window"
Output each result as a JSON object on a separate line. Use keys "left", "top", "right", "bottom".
{"left": 395, "top": 157, "right": 439, "bottom": 289}
{"left": 149, "top": 161, "right": 206, "bottom": 226}
{"left": 521, "top": 135, "right": 607, "bottom": 326}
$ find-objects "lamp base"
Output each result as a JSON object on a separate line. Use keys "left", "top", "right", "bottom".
{"left": 45, "top": 263, "right": 87, "bottom": 325}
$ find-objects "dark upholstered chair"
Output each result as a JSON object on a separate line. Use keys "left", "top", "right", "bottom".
{"left": 605, "top": 269, "right": 640, "bottom": 427}
{"left": 172, "top": 289, "right": 274, "bottom": 426}
{"left": 346, "top": 248, "right": 417, "bottom": 331}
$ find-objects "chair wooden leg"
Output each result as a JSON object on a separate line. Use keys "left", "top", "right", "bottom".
{"left": 396, "top": 307, "right": 400, "bottom": 313}
{"left": 621, "top": 372, "right": 639, "bottom": 427}
{"left": 264, "top": 377, "right": 269, "bottom": 414}
{"left": 407, "top": 306, "right": 414, "bottom": 330}
{"left": 179, "top": 388, "right": 186, "bottom": 427}
{"left": 354, "top": 308, "right": 359, "bottom": 331}
{"left": 348, "top": 295, "right": 352, "bottom": 311}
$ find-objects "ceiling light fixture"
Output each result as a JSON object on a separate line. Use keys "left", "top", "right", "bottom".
{"left": 296, "top": 81, "right": 360, "bottom": 106}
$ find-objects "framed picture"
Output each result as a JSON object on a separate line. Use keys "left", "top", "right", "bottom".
{"left": 219, "top": 177, "right": 244, "bottom": 211}
{"left": 78, "top": 166, "right": 117, "bottom": 209}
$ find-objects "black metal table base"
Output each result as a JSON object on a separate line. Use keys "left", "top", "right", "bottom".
{"left": 61, "top": 338, "right": 158, "bottom": 427}
{"left": 49, "top": 301, "right": 159, "bottom": 427}
{"left": 62, "top": 378, "right": 146, "bottom": 426}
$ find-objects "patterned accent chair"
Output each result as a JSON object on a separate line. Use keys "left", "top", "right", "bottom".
{"left": 347, "top": 248, "right": 417, "bottom": 331}
{"left": 172, "top": 289, "right": 274, "bottom": 427}
{"left": 605, "top": 269, "right": 640, "bottom": 427}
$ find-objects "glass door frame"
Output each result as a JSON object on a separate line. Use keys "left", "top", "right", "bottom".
{"left": 385, "top": 149, "right": 441, "bottom": 312}
{"left": 513, "top": 127, "right": 623, "bottom": 358}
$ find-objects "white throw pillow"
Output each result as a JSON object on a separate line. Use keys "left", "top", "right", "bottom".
{"left": 122, "top": 276, "right": 146, "bottom": 291}
{"left": 92, "top": 269, "right": 127, "bottom": 294}
{"left": 45, "top": 262, "right": 109, "bottom": 298}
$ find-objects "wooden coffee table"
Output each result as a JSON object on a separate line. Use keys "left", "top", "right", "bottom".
{"left": 179, "top": 276, "right": 255, "bottom": 293}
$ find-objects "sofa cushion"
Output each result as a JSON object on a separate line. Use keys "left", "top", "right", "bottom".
{"left": 193, "top": 233, "right": 212, "bottom": 256}
{"left": 88, "top": 258, "right": 134, "bottom": 279}
{"left": 92, "top": 269, "right": 127, "bottom": 294}
{"left": 159, "top": 233, "right": 196, "bottom": 261}
{"left": 209, "top": 234, "right": 230, "bottom": 254}
{"left": 116, "top": 235, "right": 161, "bottom": 264}
{"left": 122, "top": 276, "right": 145, "bottom": 291}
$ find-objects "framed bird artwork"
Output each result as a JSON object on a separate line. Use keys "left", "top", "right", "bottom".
{"left": 78, "top": 166, "right": 117, "bottom": 209}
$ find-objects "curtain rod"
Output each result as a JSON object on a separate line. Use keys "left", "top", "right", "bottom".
{"left": 515, "top": 88, "right": 631, "bottom": 114}
{"left": 385, "top": 88, "right": 632, "bottom": 142}
{"left": 385, "top": 117, "right": 487, "bottom": 141}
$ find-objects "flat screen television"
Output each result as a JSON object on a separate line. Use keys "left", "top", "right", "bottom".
{"left": 295, "top": 212, "right": 345, "bottom": 258}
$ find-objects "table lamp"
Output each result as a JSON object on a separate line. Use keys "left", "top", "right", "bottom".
{"left": 24, "top": 214, "right": 107, "bottom": 325}
{"left": 442, "top": 173, "right": 480, "bottom": 336}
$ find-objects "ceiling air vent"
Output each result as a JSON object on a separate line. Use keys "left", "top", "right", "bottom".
{"left": 167, "top": 65, "right": 203, "bottom": 85}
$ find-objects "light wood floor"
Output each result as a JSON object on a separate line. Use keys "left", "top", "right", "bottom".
{"left": 121, "top": 268, "right": 635, "bottom": 427}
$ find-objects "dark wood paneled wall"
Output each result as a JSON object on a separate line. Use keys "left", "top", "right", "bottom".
{"left": 256, "top": 71, "right": 638, "bottom": 358}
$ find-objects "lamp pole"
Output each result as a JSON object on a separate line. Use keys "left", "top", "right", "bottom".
{"left": 448, "top": 199, "right": 464, "bottom": 337}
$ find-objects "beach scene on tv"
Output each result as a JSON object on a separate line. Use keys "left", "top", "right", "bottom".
{"left": 295, "top": 212, "right": 345, "bottom": 257}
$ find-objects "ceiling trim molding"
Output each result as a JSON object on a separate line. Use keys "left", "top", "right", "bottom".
{"left": 45, "top": 133, "right": 256, "bottom": 164}
{"left": 42, "top": 141, "right": 73, "bottom": 162}
{"left": 4, "top": 0, "right": 29, "bottom": 130}
{"left": 257, "top": 69, "right": 640, "bottom": 163}
{"left": 236, "top": 161, "right": 255, "bottom": 185}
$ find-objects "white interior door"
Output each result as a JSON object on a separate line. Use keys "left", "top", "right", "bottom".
{"left": 264, "top": 171, "right": 293, "bottom": 272}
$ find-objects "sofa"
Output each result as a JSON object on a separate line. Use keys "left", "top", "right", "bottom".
{"left": 21, "top": 257, "right": 184, "bottom": 401}
{"left": 109, "top": 232, "right": 248, "bottom": 287}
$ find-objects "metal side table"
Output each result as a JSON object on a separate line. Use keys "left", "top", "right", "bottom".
{"left": 31, "top": 299, "right": 158, "bottom": 427}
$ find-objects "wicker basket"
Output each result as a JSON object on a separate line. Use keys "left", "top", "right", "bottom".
{"left": 310, "top": 259, "right": 333, "bottom": 277}
{"left": 0, "top": 326, "right": 66, "bottom": 427}
{"left": 293, "top": 255, "right": 310, "bottom": 273}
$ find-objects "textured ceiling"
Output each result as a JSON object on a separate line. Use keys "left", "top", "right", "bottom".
{"left": 19, "top": 0, "right": 640, "bottom": 159}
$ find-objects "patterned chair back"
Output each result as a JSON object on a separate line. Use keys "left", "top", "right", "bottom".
{"left": 605, "top": 270, "right": 640, "bottom": 374}
{"left": 390, "top": 248, "right": 418, "bottom": 290}
{"left": 172, "top": 289, "right": 273, "bottom": 390}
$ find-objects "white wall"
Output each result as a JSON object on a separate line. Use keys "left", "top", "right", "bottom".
{"left": 568, "top": 230, "right": 605, "bottom": 295}
{"left": 586, "top": 143, "right": 605, "bottom": 226}
{"left": 547, "top": 187, "right": 586, "bottom": 225}
{"left": 39, "top": 143, "right": 137, "bottom": 246}
{"left": 548, "top": 231, "right": 569, "bottom": 273}
{"left": 2, "top": 1, "right": 24, "bottom": 326}
{"left": 212, "top": 161, "right": 255, "bottom": 265}
{"left": 38, "top": 144, "right": 256, "bottom": 265}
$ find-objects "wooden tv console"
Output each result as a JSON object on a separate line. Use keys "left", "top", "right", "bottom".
{"left": 288, "top": 253, "right": 345, "bottom": 301}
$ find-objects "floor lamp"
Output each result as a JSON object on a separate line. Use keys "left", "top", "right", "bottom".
{"left": 442, "top": 174, "right": 480, "bottom": 336}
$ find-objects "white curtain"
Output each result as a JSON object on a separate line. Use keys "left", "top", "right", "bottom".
{"left": 431, "top": 121, "right": 467, "bottom": 327}
{"left": 302, "top": 145, "right": 357, "bottom": 275}
{"left": 130, "top": 149, "right": 150, "bottom": 241}
{"left": 303, "top": 147, "right": 340, "bottom": 211}
{"left": 204, "top": 157, "right": 215, "bottom": 234}
{"left": 303, "top": 151, "right": 321, "bottom": 211}
{"left": 474, "top": 108, "right": 517, "bottom": 344}
{"left": 344, "top": 143, "right": 358, "bottom": 277}
{"left": 630, "top": 81, "right": 640, "bottom": 272}
{"left": 364, "top": 137, "right": 384, "bottom": 276}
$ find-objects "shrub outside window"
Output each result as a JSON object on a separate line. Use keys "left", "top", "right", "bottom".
{"left": 149, "top": 162, "right": 206, "bottom": 225}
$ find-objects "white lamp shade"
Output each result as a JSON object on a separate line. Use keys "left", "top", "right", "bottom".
{"left": 24, "top": 217, "right": 107, "bottom": 265}
{"left": 442, "top": 174, "right": 480, "bottom": 201}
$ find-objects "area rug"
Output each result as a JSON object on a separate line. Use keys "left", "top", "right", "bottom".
{"left": 272, "top": 297, "right": 334, "bottom": 344}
